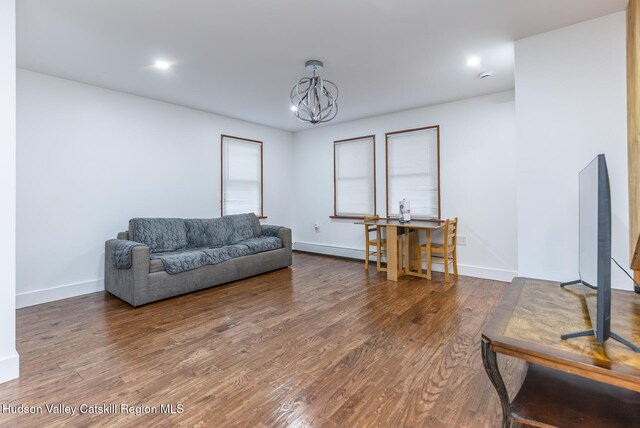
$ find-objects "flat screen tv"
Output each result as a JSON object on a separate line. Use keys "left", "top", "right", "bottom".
{"left": 561, "top": 154, "right": 638, "bottom": 351}
{"left": 578, "top": 154, "right": 611, "bottom": 341}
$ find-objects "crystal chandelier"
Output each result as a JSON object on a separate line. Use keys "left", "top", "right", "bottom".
{"left": 290, "top": 60, "right": 339, "bottom": 124}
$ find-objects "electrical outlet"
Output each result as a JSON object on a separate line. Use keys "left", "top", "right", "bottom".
{"left": 314, "top": 223, "right": 320, "bottom": 232}
{"left": 457, "top": 235, "right": 467, "bottom": 246}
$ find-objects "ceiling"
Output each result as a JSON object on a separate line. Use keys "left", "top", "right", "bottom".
{"left": 17, "top": 0, "right": 628, "bottom": 132}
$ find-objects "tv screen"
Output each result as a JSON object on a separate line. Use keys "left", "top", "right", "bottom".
{"left": 578, "top": 154, "right": 611, "bottom": 342}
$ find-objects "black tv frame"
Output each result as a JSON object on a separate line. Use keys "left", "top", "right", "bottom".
{"left": 560, "top": 154, "right": 639, "bottom": 352}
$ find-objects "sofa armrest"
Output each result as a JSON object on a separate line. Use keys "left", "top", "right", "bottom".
{"left": 261, "top": 224, "right": 283, "bottom": 237}
{"left": 105, "top": 239, "right": 151, "bottom": 306}
{"left": 261, "top": 225, "right": 292, "bottom": 266}
{"left": 277, "top": 227, "right": 292, "bottom": 253}
{"left": 111, "top": 239, "right": 146, "bottom": 269}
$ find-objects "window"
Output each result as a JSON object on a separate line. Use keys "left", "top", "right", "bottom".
{"left": 386, "top": 126, "right": 440, "bottom": 219}
{"left": 221, "top": 135, "right": 263, "bottom": 217}
{"left": 332, "top": 135, "right": 376, "bottom": 218}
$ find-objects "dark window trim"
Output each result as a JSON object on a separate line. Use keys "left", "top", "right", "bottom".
{"left": 385, "top": 125, "right": 441, "bottom": 220}
{"left": 333, "top": 134, "right": 377, "bottom": 219}
{"left": 221, "top": 134, "right": 264, "bottom": 218}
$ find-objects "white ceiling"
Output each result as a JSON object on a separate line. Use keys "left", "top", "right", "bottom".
{"left": 17, "top": 0, "right": 628, "bottom": 132}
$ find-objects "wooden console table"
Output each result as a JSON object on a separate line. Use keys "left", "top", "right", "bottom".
{"left": 482, "top": 277, "right": 640, "bottom": 427}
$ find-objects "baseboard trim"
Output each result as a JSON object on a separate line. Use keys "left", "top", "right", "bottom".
{"left": 0, "top": 351, "right": 19, "bottom": 384}
{"left": 16, "top": 278, "right": 104, "bottom": 309}
{"left": 293, "top": 241, "right": 517, "bottom": 282}
{"left": 294, "top": 242, "right": 364, "bottom": 260}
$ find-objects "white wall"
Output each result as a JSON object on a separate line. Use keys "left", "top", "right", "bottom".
{"left": 293, "top": 91, "right": 518, "bottom": 281}
{"left": 0, "top": 0, "right": 19, "bottom": 383}
{"left": 16, "top": 69, "right": 295, "bottom": 307}
{"left": 15, "top": 10, "right": 632, "bottom": 307}
{"left": 515, "top": 12, "right": 632, "bottom": 289}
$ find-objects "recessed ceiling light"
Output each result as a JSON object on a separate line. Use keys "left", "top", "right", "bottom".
{"left": 153, "top": 60, "right": 172, "bottom": 70}
{"left": 467, "top": 56, "right": 481, "bottom": 67}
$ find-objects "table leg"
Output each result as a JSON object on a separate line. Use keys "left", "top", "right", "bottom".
{"left": 386, "top": 226, "right": 399, "bottom": 281}
{"left": 402, "top": 229, "right": 408, "bottom": 274}
{"left": 481, "top": 337, "right": 511, "bottom": 428}
{"left": 408, "top": 229, "right": 419, "bottom": 272}
{"left": 426, "top": 229, "right": 432, "bottom": 280}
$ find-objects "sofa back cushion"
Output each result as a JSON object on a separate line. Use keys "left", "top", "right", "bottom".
{"left": 250, "top": 213, "right": 262, "bottom": 237}
{"left": 129, "top": 218, "right": 188, "bottom": 253}
{"left": 184, "top": 217, "right": 231, "bottom": 248}
{"left": 224, "top": 213, "right": 261, "bottom": 244}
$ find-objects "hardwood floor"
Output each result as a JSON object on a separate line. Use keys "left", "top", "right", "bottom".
{"left": 0, "top": 252, "right": 525, "bottom": 427}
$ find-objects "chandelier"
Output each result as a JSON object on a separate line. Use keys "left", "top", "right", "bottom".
{"left": 290, "top": 60, "right": 339, "bottom": 124}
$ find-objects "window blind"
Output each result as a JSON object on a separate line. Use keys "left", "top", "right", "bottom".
{"left": 387, "top": 127, "right": 439, "bottom": 218}
{"left": 222, "top": 136, "right": 262, "bottom": 216}
{"left": 334, "top": 136, "right": 375, "bottom": 217}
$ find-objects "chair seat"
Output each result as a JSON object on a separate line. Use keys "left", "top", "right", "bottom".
{"left": 368, "top": 239, "right": 388, "bottom": 246}
{"left": 430, "top": 254, "right": 454, "bottom": 261}
{"left": 370, "top": 235, "right": 402, "bottom": 245}
{"left": 418, "top": 243, "right": 453, "bottom": 253}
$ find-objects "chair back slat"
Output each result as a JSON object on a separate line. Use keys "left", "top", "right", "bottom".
{"left": 444, "top": 217, "right": 458, "bottom": 246}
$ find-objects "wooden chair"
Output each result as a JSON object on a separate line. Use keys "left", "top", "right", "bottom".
{"left": 417, "top": 217, "right": 458, "bottom": 283}
{"left": 364, "top": 215, "right": 403, "bottom": 272}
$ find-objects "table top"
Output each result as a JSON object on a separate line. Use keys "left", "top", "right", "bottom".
{"left": 483, "top": 277, "right": 640, "bottom": 391}
{"left": 354, "top": 218, "right": 445, "bottom": 230}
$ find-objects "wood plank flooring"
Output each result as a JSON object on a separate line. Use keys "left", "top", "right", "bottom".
{"left": 0, "top": 252, "right": 526, "bottom": 427}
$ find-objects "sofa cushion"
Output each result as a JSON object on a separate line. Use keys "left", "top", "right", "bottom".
{"left": 249, "top": 213, "right": 262, "bottom": 237}
{"left": 150, "top": 249, "right": 212, "bottom": 275}
{"left": 149, "top": 244, "right": 254, "bottom": 274}
{"left": 185, "top": 217, "right": 231, "bottom": 248}
{"left": 129, "top": 218, "right": 188, "bottom": 253}
{"left": 238, "top": 237, "right": 283, "bottom": 254}
{"left": 224, "top": 213, "right": 260, "bottom": 244}
{"left": 149, "top": 258, "right": 165, "bottom": 273}
{"left": 223, "top": 244, "right": 253, "bottom": 259}
{"left": 203, "top": 244, "right": 251, "bottom": 260}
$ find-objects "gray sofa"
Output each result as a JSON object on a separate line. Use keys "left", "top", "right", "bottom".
{"left": 105, "top": 213, "right": 292, "bottom": 306}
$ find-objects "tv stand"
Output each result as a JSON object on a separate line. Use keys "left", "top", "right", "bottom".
{"left": 561, "top": 329, "right": 640, "bottom": 352}
{"left": 560, "top": 279, "right": 596, "bottom": 290}
{"left": 482, "top": 278, "right": 640, "bottom": 427}
{"left": 559, "top": 281, "right": 640, "bottom": 352}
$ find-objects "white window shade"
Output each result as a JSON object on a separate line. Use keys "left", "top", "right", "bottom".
{"left": 334, "top": 136, "right": 375, "bottom": 217}
{"left": 222, "top": 136, "right": 263, "bottom": 216}
{"left": 387, "top": 127, "right": 439, "bottom": 218}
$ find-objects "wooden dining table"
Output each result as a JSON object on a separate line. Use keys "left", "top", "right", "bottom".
{"left": 354, "top": 218, "right": 445, "bottom": 281}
